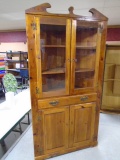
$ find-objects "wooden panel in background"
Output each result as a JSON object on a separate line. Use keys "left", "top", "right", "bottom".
{"left": 101, "top": 45, "right": 120, "bottom": 111}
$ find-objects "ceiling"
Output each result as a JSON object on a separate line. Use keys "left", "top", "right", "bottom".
{"left": 0, "top": 0, "right": 120, "bottom": 31}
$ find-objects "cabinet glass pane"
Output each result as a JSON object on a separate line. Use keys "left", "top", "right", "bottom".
{"left": 40, "top": 22, "right": 66, "bottom": 92}
{"left": 75, "top": 25, "right": 97, "bottom": 89}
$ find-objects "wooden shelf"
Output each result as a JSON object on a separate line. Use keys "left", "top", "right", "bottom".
{"left": 106, "top": 62, "right": 120, "bottom": 65}
{"left": 104, "top": 79, "right": 120, "bottom": 82}
{"left": 75, "top": 68, "right": 94, "bottom": 73}
{"left": 42, "top": 67, "right": 65, "bottom": 74}
{"left": 41, "top": 45, "right": 65, "bottom": 48}
{"left": 76, "top": 46, "right": 96, "bottom": 49}
{"left": 42, "top": 68, "right": 94, "bottom": 74}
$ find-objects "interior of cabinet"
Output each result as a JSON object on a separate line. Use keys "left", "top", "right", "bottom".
{"left": 40, "top": 23, "right": 66, "bottom": 92}
{"left": 40, "top": 21, "right": 99, "bottom": 92}
{"left": 76, "top": 27, "right": 97, "bottom": 47}
{"left": 74, "top": 25, "right": 97, "bottom": 89}
{"left": 41, "top": 24, "right": 66, "bottom": 45}
{"left": 101, "top": 45, "right": 120, "bottom": 111}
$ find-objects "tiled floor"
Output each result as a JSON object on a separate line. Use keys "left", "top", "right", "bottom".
{"left": 0, "top": 89, "right": 32, "bottom": 159}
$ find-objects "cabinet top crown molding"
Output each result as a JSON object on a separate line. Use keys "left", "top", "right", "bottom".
{"left": 25, "top": 3, "right": 108, "bottom": 21}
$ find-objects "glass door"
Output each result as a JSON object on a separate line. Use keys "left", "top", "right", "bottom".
{"left": 71, "top": 20, "right": 99, "bottom": 94}
{"left": 36, "top": 17, "right": 71, "bottom": 98}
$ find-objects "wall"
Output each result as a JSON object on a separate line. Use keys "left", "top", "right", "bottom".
{"left": 0, "top": 28, "right": 120, "bottom": 52}
{"left": 0, "top": 31, "right": 27, "bottom": 52}
{"left": 107, "top": 28, "right": 120, "bottom": 41}
{"left": 0, "top": 42, "right": 27, "bottom": 52}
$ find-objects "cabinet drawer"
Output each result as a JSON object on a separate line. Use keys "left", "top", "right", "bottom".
{"left": 38, "top": 93, "right": 97, "bottom": 109}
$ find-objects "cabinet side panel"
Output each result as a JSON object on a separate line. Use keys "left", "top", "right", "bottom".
{"left": 26, "top": 14, "right": 43, "bottom": 156}
{"left": 95, "top": 21, "right": 108, "bottom": 143}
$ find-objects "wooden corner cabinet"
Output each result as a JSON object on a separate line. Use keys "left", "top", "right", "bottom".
{"left": 101, "top": 44, "right": 120, "bottom": 112}
{"left": 25, "top": 3, "right": 108, "bottom": 160}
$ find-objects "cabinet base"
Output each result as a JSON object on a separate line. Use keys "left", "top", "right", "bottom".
{"left": 35, "top": 141, "right": 98, "bottom": 160}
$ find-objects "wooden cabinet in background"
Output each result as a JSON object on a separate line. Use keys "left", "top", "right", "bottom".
{"left": 25, "top": 3, "right": 108, "bottom": 160}
{"left": 101, "top": 45, "right": 120, "bottom": 112}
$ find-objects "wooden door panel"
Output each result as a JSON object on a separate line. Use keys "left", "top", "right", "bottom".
{"left": 74, "top": 107, "right": 92, "bottom": 143}
{"left": 70, "top": 19, "right": 99, "bottom": 95}
{"left": 69, "top": 103, "right": 96, "bottom": 147}
{"left": 35, "top": 17, "right": 71, "bottom": 99}
{"left": 41, "top": 106, "right": 69, "bottom": 154}
{"left": 45, "top": 112, "right": 65, "bottom": 150}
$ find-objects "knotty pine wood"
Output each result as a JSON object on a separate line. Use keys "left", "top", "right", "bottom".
{"left": 26, "top": 3, "right": 108, "bottom": 159}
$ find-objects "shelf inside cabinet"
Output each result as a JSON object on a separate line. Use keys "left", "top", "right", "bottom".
{"left": 42, "top": 67, "right": 65, "bottom": 75}
{"left": 75, "top": 68, "right": 94, "bottom": 73}
{"left": 76, "top": 46, "right": 96, "bottom": 49}
{"left": 41, "top": 45, "right": 65, "bottom": 48}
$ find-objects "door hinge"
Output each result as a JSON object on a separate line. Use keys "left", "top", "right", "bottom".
{"left": 31, "top": 22, "right": 37, "bottom": 30}
{"left": 36, "top": 87, "right": 40, "bottom": 94}
{"left": 98, "top": 23, "right": 103, "bottom": 33}
{"left": 38, "top": 115, "right": 42, "bottom": 121}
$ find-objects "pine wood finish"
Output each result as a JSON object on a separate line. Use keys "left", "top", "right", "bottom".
{"left": 25, "top": 3, "right": 108, "bottom": 160}
{"left": 101, "top": 45, "right": 120, "bottom": 112}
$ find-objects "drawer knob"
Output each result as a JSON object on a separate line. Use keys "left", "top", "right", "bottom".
{"left": 80, "top": 96, "right": 88, "bottom": 101}
{"left": 49, "top": 100, "right": 59, "bottom": 106}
